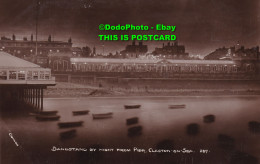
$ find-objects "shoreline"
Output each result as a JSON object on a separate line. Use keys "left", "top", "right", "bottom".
{"left": 44, "top": 94, "right": 260, "bottom": 99}
{"left": 44, "top": 82, "right": 260, "bottom": 98}
{"left": 44, "top": 88, "right": 260, "bottom": 98}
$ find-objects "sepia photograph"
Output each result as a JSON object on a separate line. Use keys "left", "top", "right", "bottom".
{"left": 0, "top": 0, "right": 260, "bottom": 163}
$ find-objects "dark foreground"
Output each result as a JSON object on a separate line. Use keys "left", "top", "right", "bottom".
{"left": 1, "top": 96, "right": 260, "bottom": 164}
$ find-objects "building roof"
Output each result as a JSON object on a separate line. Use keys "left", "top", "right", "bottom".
{"left": 0, "top": 51, "right": 41, "bottom": 68}
{"left": 0, "top": 39, "right": 70, "bottom": 44}
{"left": 71, "top": 47, "right": 82, "bottom": 51}
{"left": 70, "top": 58, "right": 236, "bottom": 65}
{"left": 48, "top": 51, "right": 72, "bottom": 57}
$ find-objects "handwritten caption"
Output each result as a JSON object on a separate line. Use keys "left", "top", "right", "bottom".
{"left": 51, "top": 146, "right": 210, "bottom": 154}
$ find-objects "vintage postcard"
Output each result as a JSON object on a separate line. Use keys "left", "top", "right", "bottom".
{"left": 0, "top": 0, "right": 260, "bottom": 163}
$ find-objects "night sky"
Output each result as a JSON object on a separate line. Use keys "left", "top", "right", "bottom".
{"left": 0, "top": 0, "right": 259, "bottom": 56}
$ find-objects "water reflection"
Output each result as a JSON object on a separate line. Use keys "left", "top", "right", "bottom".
{"left": 248, "top": 121, "right": 260, "bottom": 134}
{"left": 1, "top": 96, "right": 260, "bottom": 163}
{"left": 186, "top": 123, "right": 200, "bottom": 136}
{"left": 203, "top": 114, "right": 215, "bottom": 123}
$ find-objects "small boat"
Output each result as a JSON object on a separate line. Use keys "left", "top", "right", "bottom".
{"left": 60, "top": 129, "right": 77, "bottom": 140}
{"left": 203, "top": 114, "right": 215, "bottom": 123}
{"left": 217, "top": 134, "right": 235, "bottom": 149}
{"left": 72, "top": 110, "right": 89, "bottom": 116}
{"left": 124, "top": 104, "right": 141, "bottom": 109}
{"left": 37, "top": 110, "right": 58, "bottom": 115}
{"left": 128, "top": 126, "right": 142, "bottom": 136}
{"left": 248, "top": 121, "right": 260, "bottom": 133}
{"left": 29, "top": 112, "right": 38, "bottom": 116}
{"left": 92, "top": 112, "right": 113, "bottom": 119}
{"left": 126, "top": 117, "right": 139, "bottom": 125}
{"left": 168, "top": 104, "right": 186, "bottom": 109}
{"left": 186, "top": 123, "right": 200, "bottom": 136}
{"left": 58, "top": 121, "right": 84, "bottom": 128}
{"left": 36, "top": 115, "right": 60, "bottom": 121}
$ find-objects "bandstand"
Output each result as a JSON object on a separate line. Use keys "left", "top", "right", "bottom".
{"left": 0, "top": 52, "right": 55, "bottom": 111}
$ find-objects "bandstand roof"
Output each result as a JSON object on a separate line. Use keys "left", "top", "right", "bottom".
{"left": 0, "top": 51, "right": 40, "bottom": 68}
{"left": 0, "top": 52, "right": 55, "bottom": 86}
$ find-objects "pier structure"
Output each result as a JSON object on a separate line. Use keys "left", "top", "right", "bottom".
{"left": 0, "top": 52, "right": 55, "bottom": 111}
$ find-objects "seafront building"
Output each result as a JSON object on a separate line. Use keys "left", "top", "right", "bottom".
{"left": 47, "top": 45, "right": 259, "bottom": 81}
{"left": 0, "top": 35, "right": 73, "bottom": 67}
{"left": 67, "top": 58, "right": 257, "bottom": 79}
{"left": 1, "top": 34, "right": 259, "bottom": 81}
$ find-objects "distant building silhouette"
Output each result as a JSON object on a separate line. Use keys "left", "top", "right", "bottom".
{"left": 204, "top": 45, "right": 259, "bottom": 61}
{"left": 120, "top": 41, "right": 148, "bottom": 58}
{"left": 152, "top": 42, "right": 189, "bottom": 59}
{"left": 204, "top": 47, "right": 233, "bottom": 60}
{"left": 71, "top": 47, "right": 83, "bottom": 57}
{"left": 232, "top": 46, "right": 259, "bottom": 61}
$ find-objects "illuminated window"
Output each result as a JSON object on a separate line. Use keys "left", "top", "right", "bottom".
{"left": 45, "top": 71, "right": 50, "bottom": 79}
{"left": 39, "top": 71, "right": 44, "bottom": 79}
{"left": 9, "top": 71, "right": 17, "bottom": 80}
{"left": 33, "top": 71, "right": 38, "bottom": 80}
{"left": 18, "top": 71, "right": 25, "bottom": 80}
{"left": 27, "top": 71, "right": 32, "bottom": 80}
{"left": 0, "top": 70, "right": 7, "bottom": 80}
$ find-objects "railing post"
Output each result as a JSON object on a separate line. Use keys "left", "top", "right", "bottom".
{"left": 37, "top": 88, "right": 40, "bottom": 110}
{"left": 40, "top": 87, "right": 43, "bottom": 111}
{"left": 36, "top": 88, "right": 38, "bottom": 109}
{"left": 30, "top": 88, "right": 33, "bottom": 105}
{"left": 33, "top": 88, "right": 35, "bottom": 107}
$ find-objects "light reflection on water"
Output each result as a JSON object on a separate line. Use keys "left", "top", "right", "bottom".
{"left": 2, "top": 96, "right": 260, "bottom": 163}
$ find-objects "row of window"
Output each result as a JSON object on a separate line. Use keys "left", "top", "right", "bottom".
{"left": 0, "top": 42, "right": 70, "bottom": 48}
{"left": 4, "top": 49, "right": 68, "bottom": 54}
{"left": 0, "top": 70, "right": 51, "bottom": 80}
{"left": 72, "top": 64, "right": 246, "bottom": 73}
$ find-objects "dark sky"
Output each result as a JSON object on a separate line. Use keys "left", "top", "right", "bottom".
{"left": 0, "top": 0, "right": 259, "bottom": 56}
